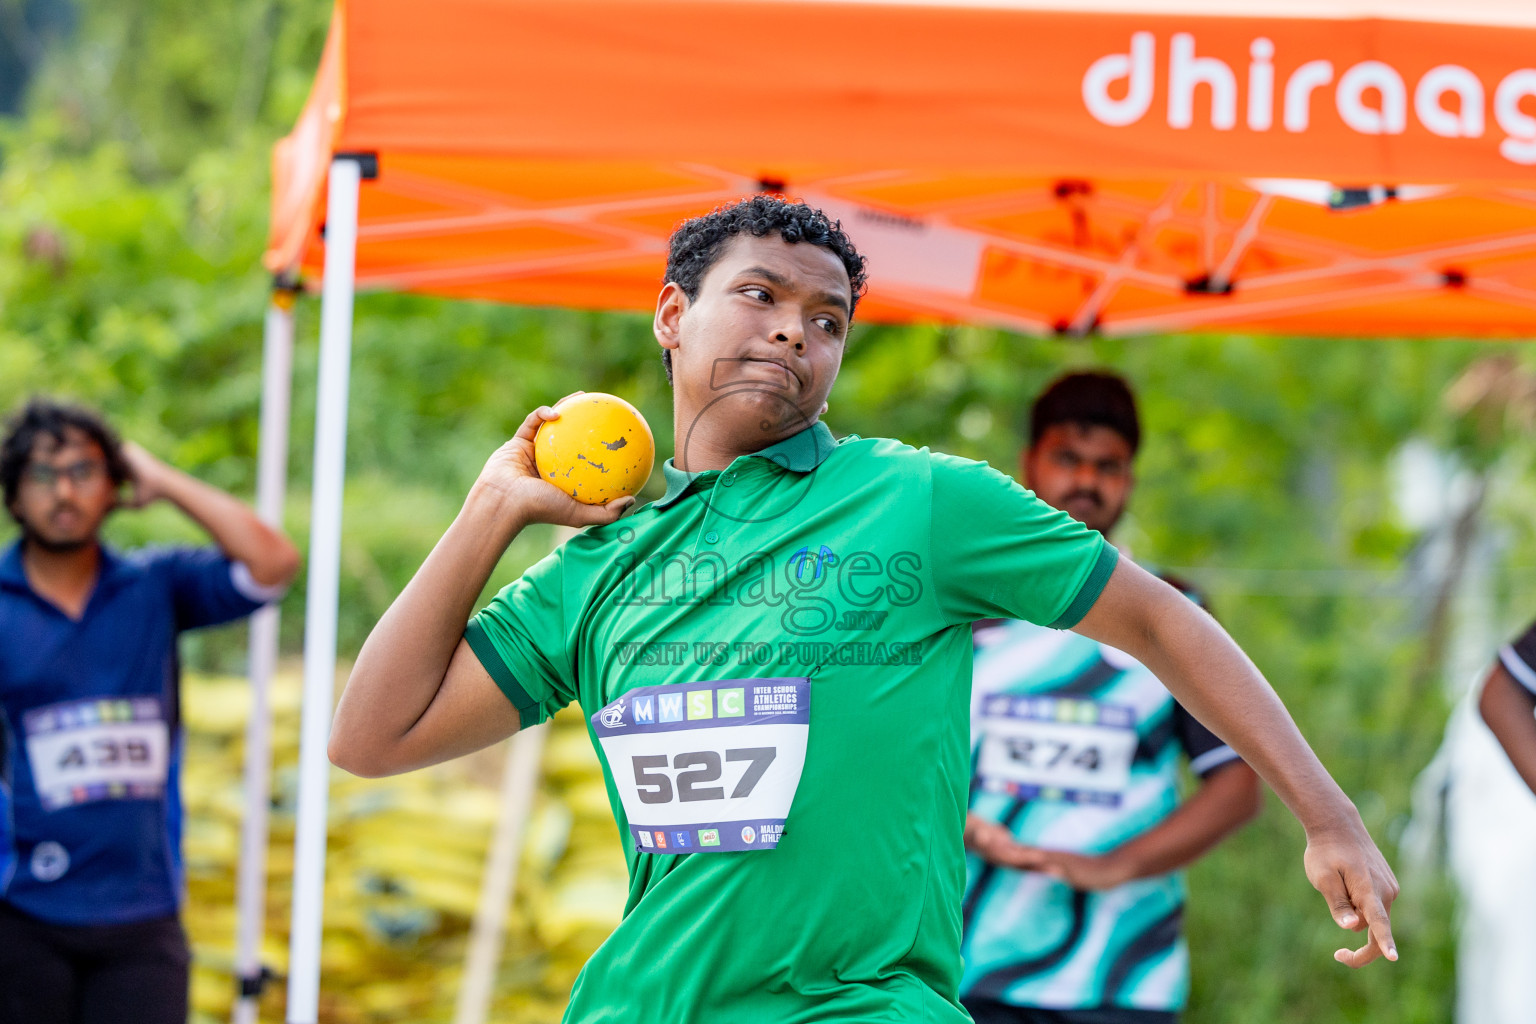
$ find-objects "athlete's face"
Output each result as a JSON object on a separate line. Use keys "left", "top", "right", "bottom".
{"left": 9, "top": 430, "right": 116, "bottom": 553}
{"left": 655, "top": 234, "right": 851, "bottom": 460}
{"left": 1023, "top": 423, "right": 1134, "bottom": 536}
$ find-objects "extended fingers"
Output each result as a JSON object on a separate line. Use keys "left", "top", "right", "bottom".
{"left": 602, "top": 495, "right": 638, "bottom": 519}
{"left": 1326, "top": 870, "right": 1398, "bottom": 968}
{"left": 1313, "top": 868, "right": 1362, "bottom": 931}
{"left": 1007, "top": 845, "right": 1051, "bottom": 871}
{"left": 516, "top": 392, "right": 585, "bottom": 441}
{"left": 568, "top": 494, "right": 636, "bottom": 527}
{"left": 514, "top": 405, "right": 561, "bottom": 442}
{"left": 1334, "top": 900, "right": 1395, "bottom": 968}
{"left": 1334, "top": 936, "right": 1383, "bottom": 969}
{"left": 1381, "top": 865, "right": 1402, "bottom": 908}
{"left": 1359, "top": 888, "right": 1398, "bottom": 964}
{"left": 973, "top": 828, "right": 1018, "bottom": 865}
{"left": 980, "top": 831, "right": 1018, "bottom": 864}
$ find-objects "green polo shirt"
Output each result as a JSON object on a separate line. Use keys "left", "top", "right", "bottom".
{"left": 466, "top": 421, "right": 1116, "bottom": 1024}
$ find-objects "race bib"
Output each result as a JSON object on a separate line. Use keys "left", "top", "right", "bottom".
{"left": 976, "top": 695, "right": 1137, "bottom": 807}
{"left": 24, "top": 697, "right": 170, "bottom": 812}
{"left": 592, "top": 678, "right": 810, "bottom": 853}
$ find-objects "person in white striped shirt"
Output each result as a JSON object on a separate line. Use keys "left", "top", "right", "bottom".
{"left": 1481, "top": 621, "right": 1536, "bottom": 796}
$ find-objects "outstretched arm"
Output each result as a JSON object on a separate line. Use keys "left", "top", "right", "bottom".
{"left": 1072, "top": 558, "right": 1399, "bottom": 969}
{"left": 969, "top": 761, "right": 1261, "bottom": 889}
{"left": 122, "top": 442, "right": 300, "bottom": 587}
{"left": 1479, "top": 663, "right": 1536, "bottom": 796}
{"left": 329, "top": 400, "right": 631, "bottom": 778}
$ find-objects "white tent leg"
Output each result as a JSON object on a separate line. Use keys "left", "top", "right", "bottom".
{"left": 287, "top": 156, "right": 363, "bottom": 1024}
{"left": 453, "top": 724, "right": 548, "bottom": 1024}
{"left": 233, "top": 286, "right": 297, "bottom": 1024}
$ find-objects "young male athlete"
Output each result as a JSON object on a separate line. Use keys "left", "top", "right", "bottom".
{"left": 331, "top": 196, "right": 1398, "bottom": 1023}
{"left": 961, "top": 372, "right": 1261, "bottom": 1024}
{"left": 0, "top": 398, "right": 299, "bottom": 1024}
{"left": 1479, "top": 619, "right": 1536, "bottom": 795}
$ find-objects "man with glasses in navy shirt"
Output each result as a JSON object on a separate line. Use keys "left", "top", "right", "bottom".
{"left": 0, "top": 398, "right": 299, "bottom": 1024}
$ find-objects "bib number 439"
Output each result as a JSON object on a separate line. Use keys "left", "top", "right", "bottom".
{"left": 23, "top": 700, "right": 171, "bottom": 812}
{"left": 632, "top": 748, "right": 776, "bottom": 804}
{"left": 57, "top": 736, "right": 155, "bottom": 770}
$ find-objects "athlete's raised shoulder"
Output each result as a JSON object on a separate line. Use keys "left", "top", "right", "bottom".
{"left": 924, "top": 446, "right": 1036, "bottom": 498}
{"left": 828, "top": 435, "right": 1039, "bottom": 507}
{"left": 830, "top": 433, "right": 983, "bottom": 473}
{"left": 821, "top": 432, "right": 931, "bottom": 479}
{"left": 832, "top": 432, "right": 923, "bottom": 458}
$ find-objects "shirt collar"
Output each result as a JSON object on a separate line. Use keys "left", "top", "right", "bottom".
{"left": 653, "top": 420, "right": 837, "bottom": 510}
{"left": 0, "top": 540, "right": 24, "bottom": 590}
{"left": 0, "top": 539, "right": 126, "bottom": 596}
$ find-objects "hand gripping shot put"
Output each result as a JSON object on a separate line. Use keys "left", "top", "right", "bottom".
{"left": 330, "top": 196, "right": 1399, "bottom": 1023}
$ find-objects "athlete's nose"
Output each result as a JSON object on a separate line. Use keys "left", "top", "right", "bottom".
{"left": 774, "top": 326, "right": 805, "bottom": 353}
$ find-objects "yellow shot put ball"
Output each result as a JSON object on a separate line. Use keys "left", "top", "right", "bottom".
{"left": 533, "top": 393, "right": 655, "bottom": 505}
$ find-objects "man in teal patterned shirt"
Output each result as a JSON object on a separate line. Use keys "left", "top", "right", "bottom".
{"left": 962, "top": 372, "right": 1263, "bottom": 1024}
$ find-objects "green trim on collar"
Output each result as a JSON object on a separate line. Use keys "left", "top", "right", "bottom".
{"left": 752, "top": 420, "right": 837, "bottom": 473}
{"left": 654, "top": 421, "right": 836, "bottom": 509}
{"left": 654, "top": 460, "right": 713, "bottom": 509}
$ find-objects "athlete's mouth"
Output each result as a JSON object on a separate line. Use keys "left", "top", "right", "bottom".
{"left": 710, "top": 356, "right": 798, "bottom": 391}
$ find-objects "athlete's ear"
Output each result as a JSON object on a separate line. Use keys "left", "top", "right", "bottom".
{"left": 654, "top": 282, "right": 689, "bottom": 353}
{"left": 819, "top": 401, "right": 829, "bottom": 416}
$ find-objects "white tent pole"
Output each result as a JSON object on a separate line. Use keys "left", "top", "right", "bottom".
{"left": 453, "top": 724, "right": 548, "bottom": 1024}
{"left": 452, "top": 523, "right": 574, "bottom": 1024}
{"left": 287, "top": 156, "right": 362, "bottom": 1024}
{"left": 233, "top": 283, "right": 298, "bottom": 1024}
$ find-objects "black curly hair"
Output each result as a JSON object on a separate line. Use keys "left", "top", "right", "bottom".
{"left": 1029, "top": 371, "right": 1141, "bottom": 455}
{"left": 2, "top": 398, "right": 130, "bottom": 518}
{"left": 660, "top": 195, "right": 868, "bottom": 384}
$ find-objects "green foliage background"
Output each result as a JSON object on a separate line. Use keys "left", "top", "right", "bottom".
{"left": 4, "top": 2, "right": 1536, "bottom": 1020}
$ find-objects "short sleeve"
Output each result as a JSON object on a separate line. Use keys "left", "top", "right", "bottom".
{"left": 1173, "top": 702, "right": 1242, "bottom": 778}
{"left": 929, "top": 452, "right": 1117, "bottom": 629}
{"left": 153, "top": 547, "right": 276, "bottom": 631}
{"left": 464, "top": 549, "right": 576, "bottom": 730}
{"left": 1498, "top": 619, "right": 1536, "bottom": 696}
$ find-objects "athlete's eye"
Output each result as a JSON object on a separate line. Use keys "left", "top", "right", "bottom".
{"left": 814, "top": 316, "right": 842, "bottom": 336}
{"left": 742, "top": 286, "right": 771, "bottom": 302}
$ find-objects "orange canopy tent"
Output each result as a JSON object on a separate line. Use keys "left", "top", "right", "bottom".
{"left": 248, "top": 3, "right": 1536, "bottom": 1023}
{"left": 268, "top": 0, "right": 1536, "bottom": 337}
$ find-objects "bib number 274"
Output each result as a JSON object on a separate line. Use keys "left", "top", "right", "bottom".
{"left": 632, "top": 748, "right": 776, "bottom": 804}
